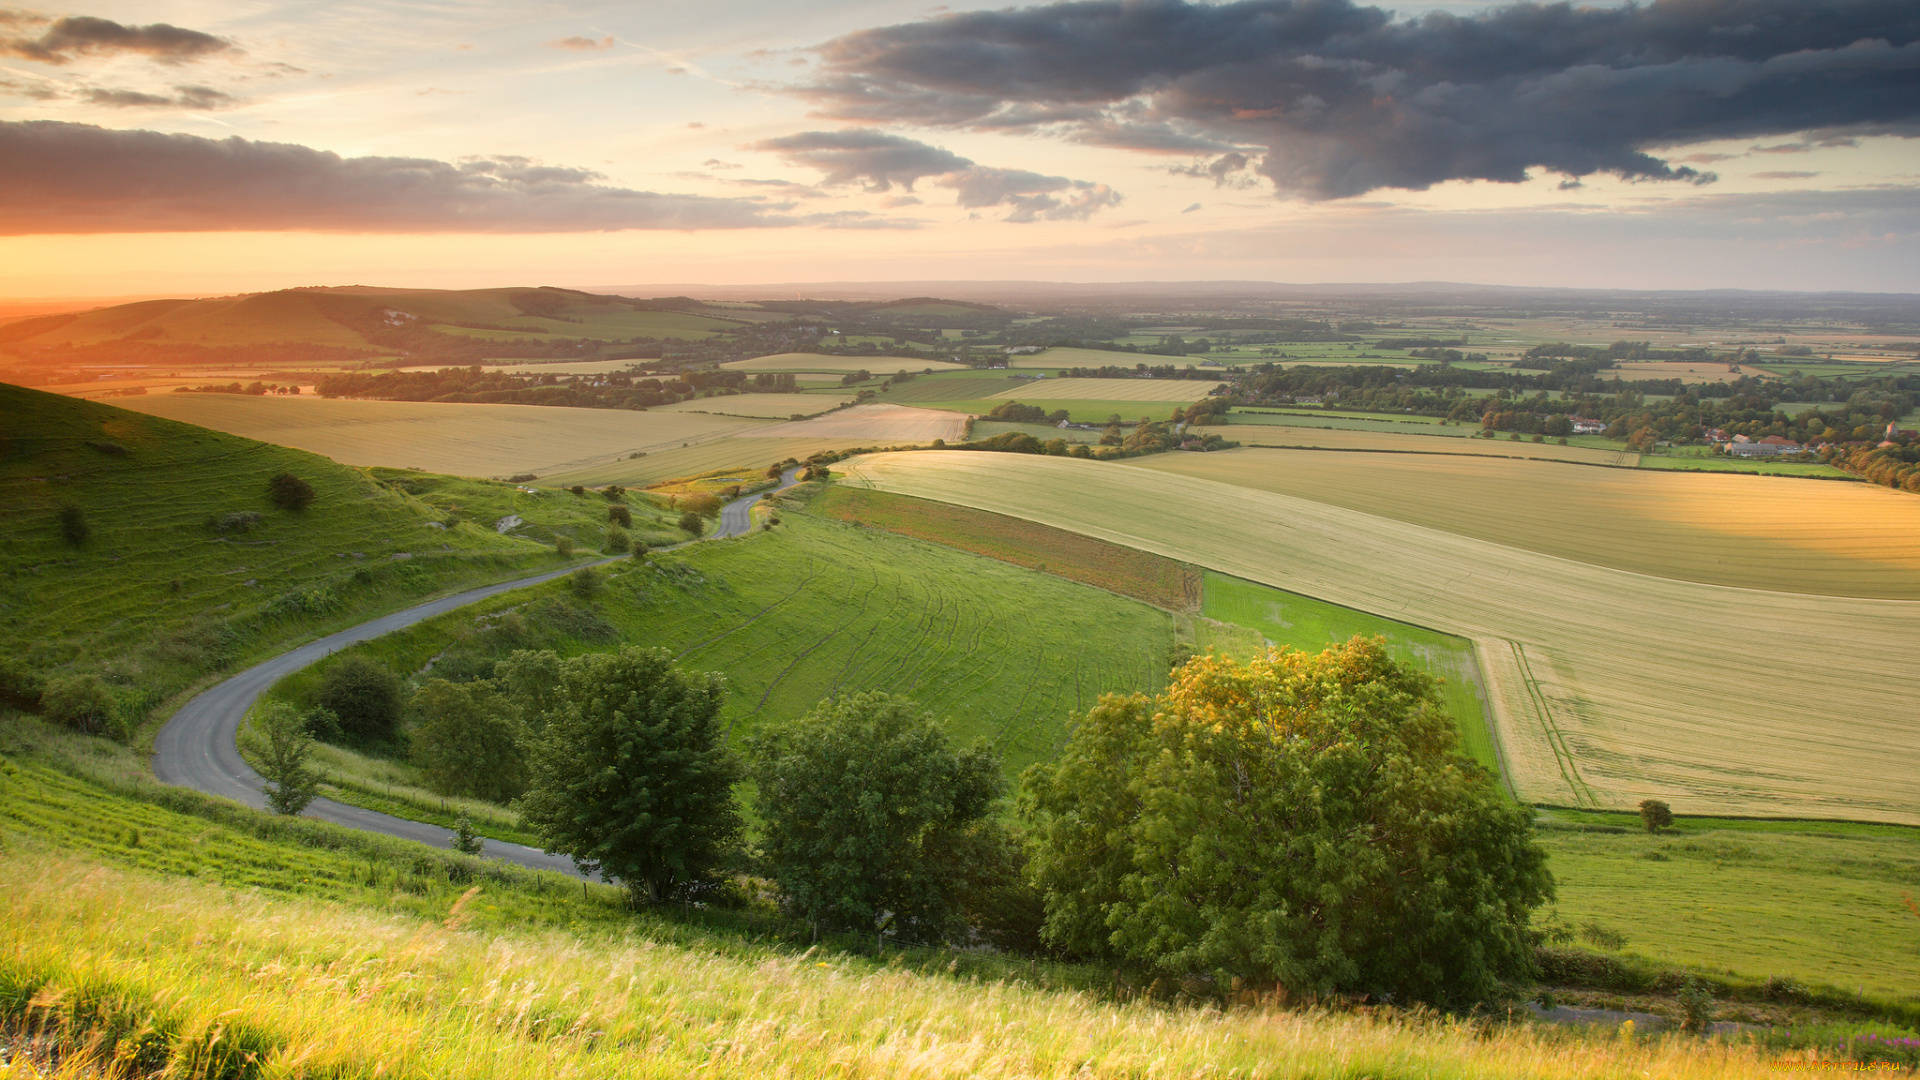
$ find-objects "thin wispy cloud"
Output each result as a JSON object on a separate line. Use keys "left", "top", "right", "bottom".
{"left": 794, "top": 0, "right": 1920, "bottom": 199}
{"left": 547, "top": 34, "right": 614, "bottom": 52}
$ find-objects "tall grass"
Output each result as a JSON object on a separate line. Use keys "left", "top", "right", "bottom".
{"left": 0, "top": 855, "right": 1796, "bottom": 1080}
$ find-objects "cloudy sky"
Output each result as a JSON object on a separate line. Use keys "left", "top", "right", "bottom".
{"left": 1, "top": 0, "right": 1916, "bottom": 297}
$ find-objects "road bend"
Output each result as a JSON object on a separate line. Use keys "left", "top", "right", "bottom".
{"left": 150, "top": 467, "right": 804, "bottom": 876}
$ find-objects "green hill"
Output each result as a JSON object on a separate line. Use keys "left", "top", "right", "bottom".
{"left": 0, "top": 383, "right": 587, "bottom": 730}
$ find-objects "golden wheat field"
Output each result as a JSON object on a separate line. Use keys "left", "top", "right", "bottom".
{"left": 1132, "top": 449, "right": 1920, "bottom": 599}
{"left": 109, "top": 394, "right": 766, "bottom": 477}
{"left": 1191, "top": 420, "right": 1638, "bottom": 464}
{"left": 0, "top": 856, "right": 1790, "bottom": 1080}
{"left": 837, "top": 451, "right": 1920, "bottom": 824}
{"left": 742, "top": 403, "right": 971, "bottom": 442}
{"left": 652, "top": 393, "right": 853, "bottom": 418}
{"left": 987, "top": 377, "right": 1222, "bottom": 402}
{"left": 720, "top": 352, "right": 968, "bottom": 374}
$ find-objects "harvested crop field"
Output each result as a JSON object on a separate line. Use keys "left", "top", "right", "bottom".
{"left": 652, "top": 393, "right": 852, "bottom": 418}
{"left": 837, "top": 451, "right": 1920, "bottom": 824}
{"left": 1190, "top": 420, "right": 1638, "bottom": 465}
{"left": 720, "top": 352, "right": 966, "bottom": 374}
{"left": 740, "top": 403, "right": 969, "bottom": 442}
{"left": 1611, "top": 362, "right": 1747, "bottom": 383}
{"left": 1131, "top": 449, "right": 1920, "bottom": 599}
{"left": 986, "top": 377, "right": 1221, "bottom": 402}
{"left": 109, "top": 393, "right": 765, "bottom": 477}
{"left": 537, "top": 437, "right": 864, "bottom": 488}
{"left": 810, "top": 486, "right": 1200, "bottom": 610}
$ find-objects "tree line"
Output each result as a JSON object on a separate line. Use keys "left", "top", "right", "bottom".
{"left": 257, "top": 635, "right": 1550, "bottom": 1006}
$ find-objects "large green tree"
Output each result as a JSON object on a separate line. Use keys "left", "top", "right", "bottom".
{"left": 410, "top": 678, "right": 527, "bottom": 803}
{"left": 750, "top": 692, "right": 1003, "bottom": 944}
{"left": 518, "top": 647, "right": 740, "bottom": 902}
{"left": 1023, "top": 637, "right": 1552, "bottom": 1006}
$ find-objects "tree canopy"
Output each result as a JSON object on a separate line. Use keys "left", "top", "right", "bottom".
{"left": 518, "top": 646, "right": 740, "bottom": 902}
{"left": 1022, "top": 637, "right": 1552, "bottom": 1006}
{"left": 750, "top": 692, "right": 1003, "bottom": 944}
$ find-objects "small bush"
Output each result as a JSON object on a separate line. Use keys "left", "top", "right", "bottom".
{"left": 569, "top": 566, "right": 603, "bottom": 598}
{"left": 85, "top": 439, "right": 130, "bottom": 455}
{"left": 268, "top": 472, "right": 315, "bottom": 510}
{"left": 317, "top": 655, "right": 403, "bottom": 744}
{"left": 42, "top": 673, "right": 117, "bottom": 736}
{"left": 57, "top": 505, "right": 89, "bottom": 546}
{"left": 0, "top": 655, "right": 46, "bottom": 711}
{"left": 555, "top": 535, "right": 574, "bottom": 558}
{"left": 604, "top": 527, "right": 631, "bottom": 554}
{"left": 507, "top": 473, "right": 539, "bottom": 483}
{"left": 609, "top": 504, "right": 632, "bottom": 528}
{"left": 452, "top": 811, "right": 485, "bottom": 855}
{"left": 212, "top": 511, "right": 263, "bottom": 533}
{"left": 678, "top": 511, "right": 705, "bottom": 536}
{"left": 682, "top": 493, "right": 722, "bottom": 518}
{"left": 1639, "top": 799, "right": 1674, "bottom": 833}
{"left": 1677, "top": 977, "right": 1714, "bottom": 1034}
{"left": 603, "top": 484, "right": 625, "bottom": 501}
{"left": 1578, "top": 919, "right": 1627, "bottom": 951}
{"left": 569, "top": 485, "right": 585, "bottom": 496}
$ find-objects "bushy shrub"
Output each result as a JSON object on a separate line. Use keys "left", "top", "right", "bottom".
{"left": 1639, "top": 799, "right": 1674, "bottom": 833}
{"left": 555, "top": 535, "right": 574, "bottom": 558}
{"left": 608, "top": 504, "right": 632, "bottom": 528}
{"left": 682, "top": 493, "right": 722, "bottom": 518}
{"left": 569, "top": 566, "right": 603, "bottom": 598}
{"left": 42, "top": 673, "right": 117, "bottom": 736}
{"left": 507, "top": 473, "right": 538, "bottom": 483}
{"left": 1678, "top": 977, "right": 1715, "bottom": 1034}
{"left": 678, "top": 511, "right": 705, "bottom": 536}
{"left": 211, "top": 511, "right": 263, "bottom": 533}
{"left": 316, "top": 655, "right": 403, "bottom": 744}
{"left": 268, "top": 472, "right": 315, "bottom": 510}
{"left": 604, "top": 527, "right": 631, "bottom": 554}
{"left": 57, "top": 505, "right": 89, "bottom": 546}
{"left": 0, "top": 656, "right": 46, "bottom": 712}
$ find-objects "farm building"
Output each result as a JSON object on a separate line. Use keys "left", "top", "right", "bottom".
{"left": 1727, "top": 436, "right": 1804, "bottom": 458}
{"left": 1570, "top": 417, "right": 1606, "bottom": 435}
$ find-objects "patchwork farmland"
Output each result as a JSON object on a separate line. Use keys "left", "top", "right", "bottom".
{"left": 1135, "top": 449, "right": 1920, "bottom": 599}
{"left": 719, "top": 352, "right": 967, "bottom": 374}
{"left": 984, "top": 377, "right": 1223, "bottom": 402}
{"left": 837, "top": 450, "right": 1920, "bottom": 824}
{"left": 741, "top": 402, "right": 970, "bottom": 442}
{"left": 110, "top": 393, "right": 768, "bottom": 478}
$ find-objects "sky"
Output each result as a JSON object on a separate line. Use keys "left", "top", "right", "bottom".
{"left": 0, "top": 0, "right": 1916, "bottom": 298}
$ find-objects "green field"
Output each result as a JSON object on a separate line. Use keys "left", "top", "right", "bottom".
{"left": 0, "top": 384, "right": 586, "bottom": 727}
{"left": 1539, "top": 811, "right": 1920, "bottom": 1001}
{"left": 1224, "top": 409, "right": 1479, "bottom": 436}
{"left": 272, "top": 510, "right": 1175, "bottom": 779}
{"left": 911, "top": 398, "right": 1191, "bottom": 423}
{"left": 1639, "top": 448, "right": 1853, "bottom": 478}
{"left": 1199, "top": 573, "right": 1496, "bottom": 774}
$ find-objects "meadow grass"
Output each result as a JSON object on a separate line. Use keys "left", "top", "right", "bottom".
{"left": 0, "top": 384, "right": 578, "bottom": 729}
{"left": 1198, "top": 573, "right": 1496, "bottom": 774}
{"left": 109, "top": 393, "right": 766, "bottom": 479}
{"left": 368, "top": 468, "right": 683, "bottom": 550}
{"left": 835, "top": 451, "right": 1920, "bottom": 825}
{"left": 0, "top": 850, "right": 1805, "bottom": 1080}
{"left": 1132, "top": 447, "right": 1920, "bottom": 599}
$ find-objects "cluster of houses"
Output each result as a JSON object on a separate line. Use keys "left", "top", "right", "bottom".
{"left": 1722, "top": 434, "right": 1806, "bottom": 458}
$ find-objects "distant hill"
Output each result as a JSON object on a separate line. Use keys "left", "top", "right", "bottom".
{"left": 0, "top": 286, "right": 755, "bottom": 372}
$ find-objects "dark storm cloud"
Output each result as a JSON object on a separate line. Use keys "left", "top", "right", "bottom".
{"left": 0, "top": 121, "right": 836, "bottom": 233}
{"left": 798, "top": 0, "right": 1920, "bottom": 199}
{"left": 1, "top": 11, "right": 233, "bottom": 64}
{"left": 752, "top": 127, "right": 1122, "bottom": 221}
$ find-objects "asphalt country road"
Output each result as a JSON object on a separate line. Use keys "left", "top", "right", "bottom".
{"left": 150, "top": 468, "right": 803, "bottom": 878}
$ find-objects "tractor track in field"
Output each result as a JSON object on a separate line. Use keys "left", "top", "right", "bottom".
{"left": 149, "top": 469, "right": 802, "bottom": 881}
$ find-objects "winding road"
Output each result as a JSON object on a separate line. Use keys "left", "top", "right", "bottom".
{"left": 151, "top": 468, "right": 802, "bottom": 877}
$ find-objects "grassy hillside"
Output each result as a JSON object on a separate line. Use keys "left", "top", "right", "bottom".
{"left": 0, "top": 737, "right": 1856, "bottom": 1080}
{"left": 0, "top": 384, "right": 589, "bottom": 729}
{"left": 268, "top": 509, "right": 1174, "bottom": 783}
{"left": 836, "top": 451, "right": 1920, "bottom": 824}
